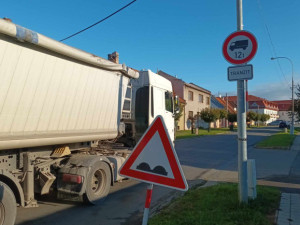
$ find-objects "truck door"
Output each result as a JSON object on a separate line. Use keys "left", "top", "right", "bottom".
{"left": 134, "top": 86, "right": 149, "bottom": 142}
{"left": 151, "top": 87, "right": 174, "bottom": 142}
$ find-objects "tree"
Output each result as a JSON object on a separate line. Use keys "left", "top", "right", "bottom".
{"left": 294, "top": 84, "right": 300, "bottom": 121}
{"left": 260, "top": 114, "right": 270, "bottom": 125}
{"left": 254, "top": 113, "right": 261, "bottom": 127}
{"left": 295, "top": 99, "right": 300, "bottom": 122}
{"left": 228, "top": 113, "right": 237, "bottom": 131}
{"left": 219, "top": 109, "right": 228, "bottom": 120}
{"left": 188, "top": 114, "right": 197, "bottom": 134}
{"left": 174, "top": 103, "right": 184, "bottom": 132}
{"left": 174, "top": 104, "right": 184, "bottom": 123}
{"left": 200, "top": 108, "right": 220, "bottom": 132}
{"left": 247, "top": 111, "right": 257, "bottom": 127}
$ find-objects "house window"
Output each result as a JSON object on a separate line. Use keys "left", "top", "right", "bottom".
{"left": 188, "top": 111, "right": 193, "bottom": 119}
{"left": 206, "top": 97, "right": 210, "bottom": 105}
{"left": 198, "top": 94, "right": 203, "bottom": 103}
{"left": 188, "top": 91, "right": 193, "bottom": 101}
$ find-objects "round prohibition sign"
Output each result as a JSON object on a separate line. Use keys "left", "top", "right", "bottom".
{"left": 222, "top": 30, "right": 258, "bottom": 65}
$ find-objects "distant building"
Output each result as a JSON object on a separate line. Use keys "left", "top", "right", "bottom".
{"left": 216, "top": 96, "right": 237, "bottom": 127}
{"left": 271, "top": 100, "right": 292, "bottom": 122}
{"left": 211, "top": 95, "right": 226, "bottom": 128}
{"left": 216, "top": 96, "right": 236, "bottom": 114}
{"left": 158, "top": 70, "right": 211, "bottom": 130}
{"left": 222, "top": 95, "right": 279, "bottom": 124}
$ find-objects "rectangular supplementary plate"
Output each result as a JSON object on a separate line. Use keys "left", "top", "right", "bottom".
{"left": 227, "top": 64, "right": 253, "bottom": 81}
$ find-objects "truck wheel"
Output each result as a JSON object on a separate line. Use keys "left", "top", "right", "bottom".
{"left": 0, "top": 181, "right": 17, "bottom": 225}
{"left": 84, "top": 161, "right": 111, "bottom": 205}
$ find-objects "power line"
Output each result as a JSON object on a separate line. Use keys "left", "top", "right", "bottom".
{"left": 256, "top": 0, "right": 290, "bottom": 87}
{"left": 60, "top": 0, "right": 137, "bottom": 42}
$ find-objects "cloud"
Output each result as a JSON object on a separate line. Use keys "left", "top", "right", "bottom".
{"left": 251, "top": 78, "right": 300, "bottom": 101}
{"left": 216, "top": 76, "right": 300, "bottom": 101}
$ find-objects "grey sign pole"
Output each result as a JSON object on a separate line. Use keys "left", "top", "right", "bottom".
{"left": 236, "top": 0, "right": 248, "bottom": 203}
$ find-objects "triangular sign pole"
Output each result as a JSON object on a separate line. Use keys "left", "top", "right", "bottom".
{"left": 119, "top": 116, "right": 188, "bottom": 225}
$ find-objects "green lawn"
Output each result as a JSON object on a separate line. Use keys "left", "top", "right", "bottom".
{"left": 256, "top": 132, "right": 296, "bottom": 149}
{"left": 176, "top": 128, "right": 231, "bottom": 139}
{"left": 149, "top": 183, "right": 280, "bottom": 225}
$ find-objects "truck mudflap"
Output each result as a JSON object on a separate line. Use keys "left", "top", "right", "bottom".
{"left": 57, "top": 155, "right": 113, "bottom": 201}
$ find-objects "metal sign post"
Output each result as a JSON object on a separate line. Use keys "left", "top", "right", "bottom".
{"left": 236, "top": 0, "right": 248, "bottom": 203}
{"left": 223, "top": 0, "right": 258, "bottom": 203}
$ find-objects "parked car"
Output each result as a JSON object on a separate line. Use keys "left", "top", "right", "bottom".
{"left": 279, "top": 121, "right": 290, "bottom": 129}
{"left": 268, "top": 120, "right": 283, "bottom": 126}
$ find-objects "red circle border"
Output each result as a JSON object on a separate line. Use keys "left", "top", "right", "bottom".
{"left": 222, "top": 30, "right": 258, "bottom": 65}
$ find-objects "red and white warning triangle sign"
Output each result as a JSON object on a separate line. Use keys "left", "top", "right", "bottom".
{"left": 119, "top": 116, "right": 188, "bottom": 191}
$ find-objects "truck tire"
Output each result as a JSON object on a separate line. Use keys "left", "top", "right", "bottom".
{"left": 0, "top": 181, "right": 17, "bottom": 225}
{"left": 84, "top": 161, "right": 111, "bottom": 205}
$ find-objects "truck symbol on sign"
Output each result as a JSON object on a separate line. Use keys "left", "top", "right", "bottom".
{"left": 229, "top": 40, "right": 248, "bottom": 51}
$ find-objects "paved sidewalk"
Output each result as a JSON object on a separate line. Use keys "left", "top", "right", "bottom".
{"left": 277, "top": 193, "right": 300, "bottom": 225}
{"left": 277, "top": 134, "right": 300, "bottom": 225}
{"left": 291, "top": 134, "right": 300, "bottom": 151}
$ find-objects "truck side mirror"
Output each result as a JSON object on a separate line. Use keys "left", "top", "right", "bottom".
{"left": 174, "top": 95, "right": 180, "bottom": 114}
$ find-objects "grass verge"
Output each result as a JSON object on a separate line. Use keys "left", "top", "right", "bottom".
{"left": 176, "top": 128, "right": 231, "bottom": 139}
{"left": 256, "top": 132, "right": 296, "bottom": 149}
{"left": 149, "top": 183, "right": 280, "bottom": 225}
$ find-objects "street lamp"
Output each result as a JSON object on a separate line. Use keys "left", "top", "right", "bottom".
{"left": 271, "top": 57, "right": 294, "bottom": 135}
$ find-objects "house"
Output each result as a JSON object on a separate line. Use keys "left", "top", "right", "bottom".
{"left": 211, "top": 95, "right": 226, "bottom": 128}
{"left": 216, "top": 96, "right": 236, "bottom": 114}
{"left": 215, "top": 96, "right": 238, "bottom": 128}
{"left": 158, "top": 70, "right": 211, "bottom": 130}
{"left": 271, "top": 100, "right": 292, "bottom": 122}
{"left": 223, "top": 95, "right": 279, "bottom": 124}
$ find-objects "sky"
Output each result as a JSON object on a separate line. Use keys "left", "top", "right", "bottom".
{"left": 2, "top": 0, "right": 300, "bottom": 100}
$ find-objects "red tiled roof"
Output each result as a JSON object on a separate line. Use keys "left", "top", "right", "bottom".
{"left": 272, "top": 100, "right": 292, "bottom": 111}
{"left": 224, "top": 95, "right": 279, "bottom": 111}
{"left": 216, "top": 97, "right": 236, "bottom": 113}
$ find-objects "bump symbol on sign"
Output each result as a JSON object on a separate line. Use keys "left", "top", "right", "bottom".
{"left": 136, "top": 163, "right": 168, "bottom": 176}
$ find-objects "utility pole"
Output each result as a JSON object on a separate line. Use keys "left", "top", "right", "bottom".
{"left": 236, "top": 0, "right": 248, "bottom": 203}
{"left": 270, "top": 57, "right": 295, "bottom": 134}
{"left": 292, "top": 75, "right": 294, "bottom": 134}
{"left": 226, "top": 93, "right": 229, "bottom": 128}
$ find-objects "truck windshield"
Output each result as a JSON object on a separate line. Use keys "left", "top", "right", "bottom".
{"left": 165, "top": 92, "right": 173, "bottom": 113}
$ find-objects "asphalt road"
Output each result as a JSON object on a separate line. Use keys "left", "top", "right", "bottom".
{"left": 16, "top": 127, "right": 300, "bottom": 225}
{"left": 177, "top": 127, "right": 299, "bottom": 178}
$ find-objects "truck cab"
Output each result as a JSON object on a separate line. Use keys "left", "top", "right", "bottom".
{"left": 122, "top": 70, "right": 175, "bottom": 145}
